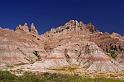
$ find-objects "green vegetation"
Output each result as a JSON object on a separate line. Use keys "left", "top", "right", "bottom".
{"left": 106, "top": 45, "right": 119, "bottom": 59}
{"left": 50, "top": 65, "right": 79, "bottom": 73}
{"left": 0, "top": 71, "right": 123, "bottom": 82}
{"left": 109, "top": 50, "right": 118, "bottom": 59}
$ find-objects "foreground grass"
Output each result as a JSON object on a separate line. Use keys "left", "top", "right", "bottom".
{"left": 0, "top": 71, "right": 123, "bottom": 82}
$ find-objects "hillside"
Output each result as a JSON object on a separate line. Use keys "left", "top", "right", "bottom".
{"left": 0, "top": 20, "right": 124, "bottom": 78}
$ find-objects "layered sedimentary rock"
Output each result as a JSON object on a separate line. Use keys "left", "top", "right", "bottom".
{"left": 0, "top": 25, "right": 46, "bottom": 67}
{"left": 0, "top": 20, "right": 124, "bottom": 74}
{"left": 19, "top": 41, "right": 123, "bottom": 73}
{"left": 40, "top": 20, "right": 124, "bottom": 73}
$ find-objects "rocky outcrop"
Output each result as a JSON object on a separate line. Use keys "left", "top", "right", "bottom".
{"left": 47, "top": 20, "right": 97, "bottom": 36}
{"left": 16, "top": 23, "right": 29, "bottom": 33}
{"left": 18, "top": 41, "right": 123, "bottom": 73}
{"left": 0, "top": 28, "right": 46, "bottom": 67}
{"left": 111, "top": 32, "right": 122, "bottom": 38}
{"left": 40, "top": 20, "right": 124, "bottom": 73}
{"left": 0, "top": 20, "right": 124, "bottom": 75}
{"left": 16, "top": 23, "right": 39, "bottom": 35}
{"left": 30, "top": 23, "right": 38, "bottom": 35}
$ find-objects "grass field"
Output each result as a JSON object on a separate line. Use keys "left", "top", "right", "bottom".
{"left": 0, "top": 71, "right": 123, "bottom": 82}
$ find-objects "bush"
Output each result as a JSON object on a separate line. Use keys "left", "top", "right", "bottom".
{"left": 107, "top": 50, "right": 118, "bottom": 59}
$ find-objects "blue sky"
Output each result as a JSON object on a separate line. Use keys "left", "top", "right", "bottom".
{"left": 0, "top": 0, "right": 123, "bottom": 35}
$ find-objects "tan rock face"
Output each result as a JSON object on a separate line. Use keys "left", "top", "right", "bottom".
{"left": 40, "top": 20, "right": 124, "bottom": 73}
{"left": 23, "top": 23, "right": 29, "bottom": 32}
{"left": 20, "top": 41, "right": 123, "bottom": 73}
{"left": 30, "top": 23, "right": 38, "bottom": 35}
{"left": 0, "top": 20, "right": 124, "bottom": 74}
{"left": 16, "top": 23, "right": 29, "bottom": 33}
{"left": 111, "top": 32, "right": 122, "bottom": 38}
{"left": 0, "top": 29, "right": 46, "bottom": 66}
{"left": 16, "top": 23, "right": 39, "bottom": 35}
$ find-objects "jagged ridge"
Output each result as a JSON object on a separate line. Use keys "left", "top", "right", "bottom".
{"left": 0, "top": 20, "right": 124, "bottom": 77}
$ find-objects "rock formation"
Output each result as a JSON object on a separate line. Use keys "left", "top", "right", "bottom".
{"left": 16, "top": 23, "right": 29, "bottom": 33}
{"left": 0, "top": 27, "right": 45, "bottom": 67}
{"left": 16, "top": 23, "right": 39, "bottom": 35}
{"left": 0, "top": 20, "right": 124, "bottom": 77}
{"left": 30, "top": 23, "right": 38, "bottom": 35}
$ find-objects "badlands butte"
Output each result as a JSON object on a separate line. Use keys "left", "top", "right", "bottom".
{"left": 0, "top": 20, "right": 124, "bottom": 78}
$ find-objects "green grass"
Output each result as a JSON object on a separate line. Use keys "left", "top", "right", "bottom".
{"left": 0, "top": 71, "right": 123, "bottom": 82}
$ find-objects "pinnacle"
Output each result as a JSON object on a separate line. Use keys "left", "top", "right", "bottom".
{"left": 31, "top": 23, "right": 35, "bottom": 28}
{"left": 15, "top": 23, "right": 38, "bottom": 34}
{"left": 31, "top": 23, "right": 34, "bottom": 26}
{"left": 19, "top": 24, "right": 22, "bottom": 27}
{"left": 24, "top": 23, "right": 28, "bottom": 26}
{"left": 30, "top": 23, "right": 38, "bottom": 35}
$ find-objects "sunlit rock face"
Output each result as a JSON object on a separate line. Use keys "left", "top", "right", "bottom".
{"left": 16, "top": 23, "right": 29, "bottom": 33}
{"left": 0, "top": 20, "right": 124, "bottom": 74}
{"left": 20, "top": 41, "right": 123, "bottom": 73}
{"left": 30, "top": 23, "right": 38, "bottom": 35}
{"left": 0, "top": 26, "right": 46, "bottom": 67}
